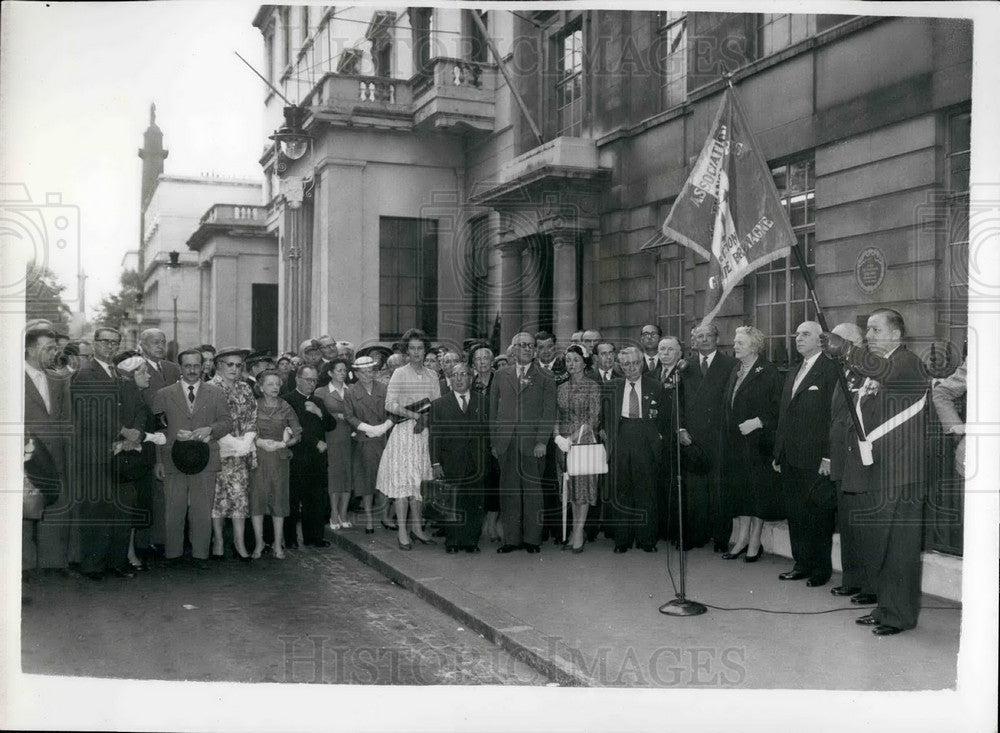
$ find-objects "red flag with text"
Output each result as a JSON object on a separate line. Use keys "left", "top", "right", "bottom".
{"left": 661, "top": 86, "right": 796, "bottom": 326}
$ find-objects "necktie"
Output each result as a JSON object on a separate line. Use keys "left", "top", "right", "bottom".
{"left": 604, "top": 371, "right": 611, "bottom": 382}
{"left": 188, "top": 385, "right": 196, "bottom": 407}
{"left": 648, "top": 357, "right": 655, "bottom": 371}
{"left": 701, "top": 355, "right": 709, "bottom": 375}
{"left": 459, "top": 394, "right": 467, "bottom": 413}
{"left": 792, "top": 361, "right": 809, "bottom": 394}
{"left": 628, "top": 383, "right": 639, "bottom": 418}
{"left": 518, "top": 366, "right": 525, "bottom": 380}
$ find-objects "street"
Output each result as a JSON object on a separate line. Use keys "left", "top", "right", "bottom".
{"left": 20, "top": 543, "right": 547, "bottom": 686}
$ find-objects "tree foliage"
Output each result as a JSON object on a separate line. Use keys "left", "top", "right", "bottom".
{"left": 94, "top": 269, "right": 143, "bottom": 332}
{"left": 25, "top": 264, "right": 71, "bottom": 327}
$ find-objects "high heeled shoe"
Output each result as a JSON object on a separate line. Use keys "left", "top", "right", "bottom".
{"left": 722, "top": 546, "right": 747, "bottom": 560}
{"left": 381, "top": 519, "right": 399, "bottom": 531}
{"left": 409, "top": 532, "right": 437, "bottom": 546}
{"left": 744, "top": 546, "right": 764, "bottom": 563}
{"left": 397, "top": 538, "right": 412, "bottom": 551}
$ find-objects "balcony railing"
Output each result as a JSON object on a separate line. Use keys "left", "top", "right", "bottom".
{"left": 412, "top": 58, "right": 492, "bottom": 97}
{"left": 201, "top": 204, "right": 268, "bottom": 226}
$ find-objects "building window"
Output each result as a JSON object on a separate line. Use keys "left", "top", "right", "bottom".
{"left": 411, "top": 7, "right": 433, "bottom": 73}
{"left": 367, "top": 10, "right": 396, "bottom": 78}
{"left": 555, "top": 21, "right": 584, "bottom": 137}
{"left": 301, "top": 6, "right": 310, "bottom": 44}
{"left": 464, "top": 9, "right": 489, "bottom": 63}
{"left": 758, "top": 13, "right": 816, "bottom": 57}
{"left": 279, "top": 6, "right": 291, "bottom": 70}
{"left": 657, "top": 11, "right": 687, "bottom": 110}
{"left": 753, "top": 157, "right": 816, "bottom": 367}
{"left": 379, "top": 217, "right": 438, "bottom": 339}
{"left": 656, "top": 256, "right": 685, "bottom": 341}
{"left": 946, "top": 109, "right": 971, "bottom": 359}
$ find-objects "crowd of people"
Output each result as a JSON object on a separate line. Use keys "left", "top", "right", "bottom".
{"left": 22, "top": 308, "right": 962, "bottom": 637}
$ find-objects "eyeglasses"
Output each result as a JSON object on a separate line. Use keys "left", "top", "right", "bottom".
{"left": 640, "top": 331, "right": 658, "bottom": 337}
{"left": 514, "top": 342, "right": 535, "bottom": 348}
{"left": 220, "top": 361, "right": 244, "bottom": 368}
{"left": 298, "top": 376, "right": 318, "bottom": 383}
{"left": 94, "top": 339, "right": 122, "bottom": 345}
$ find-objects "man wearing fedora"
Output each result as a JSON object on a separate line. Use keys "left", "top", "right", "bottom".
{"left": 152, "top": 348, "right": 233, "bottom": 565}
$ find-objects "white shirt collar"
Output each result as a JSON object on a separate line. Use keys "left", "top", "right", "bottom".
{"left": 182, "top": 379, "right": 201, "bottom": 396}
{"left": 700, "top": 350, "right": 716, "bottom": 366}
{"left": 25, "top": 361, "right": 46, "bottom": 380}
{"left": 800, "top": 351, "right": 821, "bottom": 371}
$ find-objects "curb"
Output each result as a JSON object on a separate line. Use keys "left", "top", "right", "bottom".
{"left": 327, "top": 529, "right": 600, "bottom": 687}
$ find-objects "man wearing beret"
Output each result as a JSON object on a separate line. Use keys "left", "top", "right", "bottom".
{"left": 152, "top": 348, "right": 233, "bottom": 565}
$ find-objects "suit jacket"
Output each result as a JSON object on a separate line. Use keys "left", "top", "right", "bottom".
{"left": 640, "top": 354, "right": 661, "bottom": 378}
{"left": 606, "top": 374, "right": 669, "bottom": 460}
{"left": 537, "top": 356, "right": 568, "bottom": 386}
{"left": 429, "top": 391, "right": 488, "bottom": 484}
{"left": 141, "top": 357, "right": 181, "bottom": 412}
{"left": 489, "top": 362, "right": 557, "bottom": 456}
{"left": 585, "top": 365, "right": 624, "bottom": 385}
{"left": 721, "top": 358, "right": 782, "bottom": 462}
{"left": 829, "top": 369, "right": 864, "bottom": 482}
{"left": 841, "top": 345, "right": 929, "bottom": 493}
{"left": 152, "top": 380, "right": 232, "bottom": 475}
{"left": 281, "top": 388, "right": 337, "bottom": 474}
{"left": 773, "top": 354, "right": 840, "bottom": 471}
{"left": 24, "top": 367, "right": 72, "bottom": 489}
{"left": 71, "top": 361, "right": 123, "bottom": 467}
{"left": 682, "top": 350, "right": 737, "bottom": 456}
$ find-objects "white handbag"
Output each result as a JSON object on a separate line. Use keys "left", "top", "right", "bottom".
{"left": 566, "top": 425, "right": 608, "bottom": 476}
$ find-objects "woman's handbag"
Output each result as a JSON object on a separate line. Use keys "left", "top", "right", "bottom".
{"left": 566, "top": 425, "right": 608, "bottom": 476}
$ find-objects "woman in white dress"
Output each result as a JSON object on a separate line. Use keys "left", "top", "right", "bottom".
{"left": 375, "top": 328, "right": 440, "bottom": 549}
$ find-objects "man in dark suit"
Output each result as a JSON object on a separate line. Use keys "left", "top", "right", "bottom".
{"left": 489, "top": 332, "right": 557, "bottom": 554}
{"left": 678, "top": 322, "right": 737, "bottom": 551}
{"left": 773, "top": 321, "right": 840, "bottom": 587}
{"left": 639, "top": 324, "right": 662, "bottom": 375}
{"left": 152, "top": 348, "right": 233, "bottom": 565}
{"left": 137, "top": 328, "right": 181, "bottom": 553}
{"left": 825, "top": 323, "right": 870, "bottom": 601}
{"left": 72, "top": 327, "right": 137, "bottom": 579}
{"left": 822, "top": 309, "right": 930, "bottom": 636}
{"left": 23, "top": 327, "right": 72, "bottom": 575}
{"left": 534, "top": 330, "right": 566, "bottom": 543}
{"left": 282, "top": 365, "right": 337, "bottom": 548}
{"left": 607, "top": 346, "right": 669, "bottom": 552}
{"left": 438, "top": 348, "right": 462, "bottom": 394}
{"left": 430, "top": 364, "right": 489, "bottom": 553}
{"left": 582, "top": 339, "right": 621, "bottom": 541}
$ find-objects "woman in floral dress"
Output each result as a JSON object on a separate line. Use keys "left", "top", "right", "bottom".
{"left": 210, "top": 347, "right": 258, "bottom": 561}
{"left": 553, "top": 344, "right": 602, "bottom": 552}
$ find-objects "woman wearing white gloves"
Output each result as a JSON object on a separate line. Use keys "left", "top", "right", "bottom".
{"left": 553, "top": 344, "right": 602, "bottom": 553}
{"left": 209, "top": 347, "right": 258, "bottom": 561}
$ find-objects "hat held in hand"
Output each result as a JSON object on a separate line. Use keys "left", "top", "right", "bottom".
{"left": 171, "top": 439, "right": 210, "bottom": 475}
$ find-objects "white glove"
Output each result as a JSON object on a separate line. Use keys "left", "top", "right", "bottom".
{"left": 738, "top": 417, "right": 763, "bottom": 435}
{"left": 144, "top": 432, "right": 167, "bottom": 445}
{"left": 282, "top": 426, "right": 294, "bottom": 444}
{"left": 358, "top": 422, "right": 378, "bottom": 438}
{"left": 554, "top": 435, "right": 572, "bottom": 453}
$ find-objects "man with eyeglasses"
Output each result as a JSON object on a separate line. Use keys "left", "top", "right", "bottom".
{"left": 70, "top": 327, "right": 136, "bottom": 578}
{"left": 489, "top": 332, "right": 556, "bottom": 554}
{"left": 639, "top": 324, "right": 663, "bottom": 377}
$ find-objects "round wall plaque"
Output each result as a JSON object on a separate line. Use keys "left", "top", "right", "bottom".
{"left": 855, "top": 246, "right": 886, "bottom": 294}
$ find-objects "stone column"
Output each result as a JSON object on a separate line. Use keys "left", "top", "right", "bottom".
{"left": 497, "top": 239, "right": 524, "bottom": 351}
{"left": 551, "top": 230, "right": 579, "bottom": 341}
{"left": 520, "top": 239, "right": 541, "bottom": 334}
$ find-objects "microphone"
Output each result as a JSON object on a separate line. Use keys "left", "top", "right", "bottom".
{"left": 665, "top": 359, "right": 686, "bottom": 387}
{"left": 676, "top": 359, "right": 688, "bottom": 373}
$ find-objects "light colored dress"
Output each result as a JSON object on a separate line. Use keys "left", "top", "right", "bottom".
{"left": 317, "top": 382, "right": 353, "bottom": 495}
{"left": 375, "top": 362, "right": 441, "bottom": 499}
{"left": 556, "top": 377, "right": 601, "bottom": 505}
{"left": 251, "top": 397, "right": 301, "bottom": 516}
{"left": 210, "top": 376, "right": 258, "bottom": 519}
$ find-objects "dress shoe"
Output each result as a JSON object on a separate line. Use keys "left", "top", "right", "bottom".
{"left": 831, "top": 585, "right": 861, "bottom": 597}
{"left": 381, "top": 520, "right": 399, "bottom": 531}
{"left": 872, "top": 624, "right": 903, "bottom": 636}
{"left": 524, "top": 543, "right": 541, "bottom": 554}
{"left": 365, "top": 528, "right": 375, "bottom": 534}
{"left": 82, "top": 571, "right": 104, "bottom": 581}
{"left": 446, "top": 545, "right": 459, "bottom": 554}
{"left": 613, "top": 545, "right": 629, "bottom": 554}
{"left": 806, "top": 576, "right": 830, "bottom": 588}
{"left": 722, "top": 546, "right": 747, "bottom": 560}
{"left": 585, "top": 531, "right": 599, "bottom": 543}
{"left": 496, "top": 544, "right": 522, "bottom": 554}
{"left": 465, "top": 545, "right": 481, "bottom": 554}
{"left": 397, "top": 539, "right": 412, "bottom": 551}
{"left": 855, "top": 613, "right": 879, "bottom": 626}
{"left": 851, "top": 593, "right": 877, "bottom": 605}
{"left": 778, "top": 569, "right": 809, "bottom": 581}
{"left": 110, "top": 566, "right": 136, "bottom": 579}
{"left": 744, "top": 547, "right": 764, "bottom": 563}
{"left": 305, "top": 539, "right": 331, "bottom": 548}
{"left": 637, "top": 543, "right": 658, "bottom": 553}
{"left": 410, "top": 532, "right": 437, "bottom": 546}
{"left": 129, "top": 561, "right": 148, "bottom": 572}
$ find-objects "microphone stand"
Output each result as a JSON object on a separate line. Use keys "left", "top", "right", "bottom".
{"left": 660, "top": 364, "right": 707, "bottom": 617}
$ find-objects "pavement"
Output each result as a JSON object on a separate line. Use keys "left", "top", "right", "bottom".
{"left": 20, "top": 543, "right": 546, "bottom": 686}
{"left": 327, "top": 523, "right": 963, "bottom": 689}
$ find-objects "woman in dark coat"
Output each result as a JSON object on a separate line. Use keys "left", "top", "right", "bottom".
{"left": 718, "top": 326, "right": 783, "bottom": 562}
{"left": 470, "top": 344, "right": 502, "bottom": 543}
